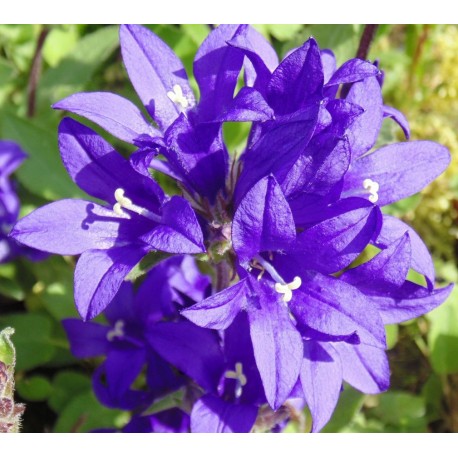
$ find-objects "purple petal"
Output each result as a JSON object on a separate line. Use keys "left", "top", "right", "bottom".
{"left": 74, "top": 245, "right": 148, "bottom": 320}
{"left": 294, "top": 199, "right": 382, "bottom": 273}
{"left": 228, "top": 26, "right": 278, "bottom": 93}
{"left": 375, "top": 215, "right": 435, "bottom": 288}
{"left": 123, "top": 409, "right": 190, "bottom": 433}
{"left": 103, "top": 281, "right": 136, "bottom": 325}
{"left": 248, "top": 282, "right": 303, "bottom": 410}
{"left": 194, "top": 24, "right": 245, "bottom": 121}
{"left": 146, "top": 351, "right": 184, "bottom": 399}
{"left": 341, "top": 232, "right": 411, "bottom": 291}
{"left": 235, "top": 104, "right": 321, "bottom": 203}
{"left": 62, "top": 319, "right": 109, "bottom": 358}
{"left": 345, "top": 76, "right": 383, "bottom": 159}
{"left": 267, "top": 38, "right": 323, "bottom": 115}
{"left": 344, "top": 141, "right": 450, "bottom": 207}
{"left": 214, "top": 87, "right": 274, "bottom": 122}
{"left": 0, "top": 140, "right": 27, "bottom": 177}
{"left": 53, "top": 92, "right": 160, "bottom": 144}
{"left": 290, "top": 272, "right": 386, "bottom": 348}
{"left": 10, "top": 200, "right": 130, "bottom": 255}
{"left": 58, "top": 118, "right": 165, "bottom": 211}
{"left": 141, "top": 196, "right": 205, "bottom": 254}
{"left": 181, "top": 279, "right": 247, "bottom": 330}
{"left": 320, "top": 49, "right": 336, "bottom": 85}
{"left": 300, "top": 341, "right": 342, "bottom": 433}
{"left": 372, "top": 282, "right": 454, "bottom": 325}
{"left": 326, "top": 59, "right": 380, "bottom": 86}
{"left": 332, "top": 342, "right": 390, "bottom": 394}
{"left": 233, "top": 175, "right": 295, "bottom": 266}
{"left": 164, "top": 115, "right": 228, "bottom": 201}
{"left": 191, "top": 395, "right": 258, "bottom": 433}
{"left": 119, "top": 24, "right": 194, "bottom": 131}
{"left": 147, "top": 320, "right": 224, "bottom": 392}
{"left": 383, "top": 105, "right": 410, "bottom": 139}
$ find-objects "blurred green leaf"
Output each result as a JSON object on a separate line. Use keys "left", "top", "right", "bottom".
{"left": 0, "top": 313, "right": 55, "bottom": 371}
{"left": 0, "top": 327, "right": 15, "bottom": 366}
{"left": 37, "top": 26, "right": 119, "bottom": 111}
{"left": 370, "top": 391, "right": 427, "bottom": 432}
{"left": 322, "top": 386, "right": 365, "bottom": 432}
{"left": 16, "top": 375, "right": 52, "bottom": 401}
{"left": 265, "top": 24, "right": 303, "bottom": 41}
{"left": 53, "top": 391, "right": 124, "bottom": 433}
{"left": 386, "top": 324, "right": 399, "bottom": 350}
{"left": 428, "top": 286, "right": 458, "bottom": 374}
{"left": 0, "top": 264, "right": 25, "bottom": 301}
{"left": 0, "top": 111, "right": 85, "bottom": 200}
{"left": 48, "top": 371, "right": 92, "bottom": 413}
{"left": 42, "top": 27, "right": 79, "bottom": 68}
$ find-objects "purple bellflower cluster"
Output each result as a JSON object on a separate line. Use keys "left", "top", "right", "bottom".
{"left": 11, "top": 24, "right": 453, "bottom": 433}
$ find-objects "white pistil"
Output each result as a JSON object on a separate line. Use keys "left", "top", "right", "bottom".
{"left": 107, "top": 320, "right": 125, "bottom": 341}
{"left": 167, "top": 84, "right": 189, "bottom": 110}
{"left": 363, "top": 178, "right": 380, "bottom": 204}
{"left": 112, "top": 188, "right": 161, "bottom": 222}
{"left": 274, "top": 276, "right": 302, "bottom": 303}
{"left": 225, "top": 362, "right": 247, "bottom": 398}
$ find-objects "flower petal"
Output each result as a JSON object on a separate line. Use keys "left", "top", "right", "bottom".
{"left": 181, "top": 279, "right": 247, "bottom": 330}
{"left": 147, "top": 320, "right": 225, "bottom": 392}
{"left": 332, "top": 342, "right": 390, "bottom": 394}
{"left": 325, "top": 58, "right": 380, "bottom": 86}
{"left": 191, "top": 395, "right": 258, "bottom": 433}
{"left": 290, "top": 272, "right": 386, "bottom": 348}
{"left": 383, "top": 105, "right": 410, "bottom": 139}
{"left": 320, "top": 49, "right": 336, "bottom": 85}
{"left": 248, "top": 282, "right": 303, "bottom": 410}
{"left": 233, "top": 175, "right": 296, "bottom": 266}
{"left": 140, "top": 196, "right": 205, "bottom": 254}
{"left": 300, "top": 341, "right": 342, "bottom": 433}
{"left": 74, "top": 245, "right": 148, "bottom": 320}
{"left": 10, "top": 200, "right": 129, "bottom": 255}
{"left": 294, "top": 198, "right": 382, "bottom": 273}
{"left": 194, "top": 24, "right": 246, "bottom": 121}
{"left": 119, "top": 24, "right": 194, "bottom": 131}
{"left": 344, "top": 141, "right": 450, "bottom": 207}
{"left": 53, "top": 92, "right": 160, "bottom": 144}
{"left": 267, "top": 38, "right": 323, "bottom": 115}
{"left": 62, "top": 318, "right": 109, "bottom": 358}
{"left": 123, "top": 409, "right": 190, "bottom": 433}
{"left": 58, "top": 117, "right": 165, "bottom": 211}
{"left": 375, "top": 215, "right": 435, "bottom": 288}
{"left": 345, "top": 76, "right": 383, "bottom": 159}
{"left": 341, "top": 232, "right": 411, "bottom": 291}
{"left": 371, "top": 282, "right": 454, "bottom": 325}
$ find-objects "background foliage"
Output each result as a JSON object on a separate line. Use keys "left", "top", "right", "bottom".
{"left": 0, "top": 24, "right": 457, "bottom": 433}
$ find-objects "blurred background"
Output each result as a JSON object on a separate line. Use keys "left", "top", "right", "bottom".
{"left": 0, "top": 24, "right": 457, "bottom": 433}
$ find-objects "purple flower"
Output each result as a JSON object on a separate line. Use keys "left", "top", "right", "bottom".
{"left": 11, "top": 119, "right": 205, "bottom": 320}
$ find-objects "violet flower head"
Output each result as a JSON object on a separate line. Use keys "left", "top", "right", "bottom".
{"left": 10, "top": 24, "right": 454, "bottom": 433}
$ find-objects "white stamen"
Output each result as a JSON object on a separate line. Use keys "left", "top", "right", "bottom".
{"left": 112, "top": 188, "right": 161, "bottom": 222}
{"left": 167, "top": 84, "right": 189, "bottom": 109}
{"left": 107, "top": 320, "right": 125, "bottom": 341}
{"left": 225, "top": 362, "right": 247, "bottom": 398}
{"left": 363, "top": 178, "right": 380, "bottom": 204}
{"left": 274, "top": 276, "right": 302, "bottom": 303}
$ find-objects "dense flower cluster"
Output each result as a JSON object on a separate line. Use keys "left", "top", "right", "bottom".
{"left": 11, "top": 24, "right": 452, "bottom": 433}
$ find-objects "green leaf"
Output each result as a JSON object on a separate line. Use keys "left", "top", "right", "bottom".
{"left": 37, "top": 26, "right": 119, "bottom": 111}
{"left": 53, "top": 391, "right": 125, "bottom": 433}
{"left": 0, "top": 327, "right": 15, "bottom": 367}
{"left": 0, "top": 111, "right": 85, "bottom": 200}
{"left": 125, "top": 251, "right": 172, "bottom": 282}
{"left": 428, "top": 286, "right": 458, "bottom": 374}
{"left": 370, "top": 391, "right": 427, "bottom": 432}
{"left": 0, "top": 313, "right": 55, "bottom": 372}
{"left": 265, "top": 24, "right": 303, "bottom": 41}
{"left": 16, "top": 375, "right": 52, "bottom": 401}
{"left": 321, "top": 386, "right": 365, "bottom": 432}
{"left": 48, "top": 371, "right": 92, "bottom": 413}
{"left": 0, "top": 264, "right": 25, "bottom": 301}
{"left": 385, "top": 324, "right": 399, "bottom": 350}
{"left": 42, "top": 27, "right": 79, "bottom": 68}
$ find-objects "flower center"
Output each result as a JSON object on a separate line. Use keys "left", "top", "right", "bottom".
{"left": 167, "top": 84, "right": 189, "bottom": 110}
{"left": 225, "top": 362, "right": 247, "bottom": 398}
{"left": 107, "top": 320, "right": 125, "bottom": 341}
{"left": 274, "top": 277, "right": 302, "bottom": 303}
{"left": 363, "top": 178, "right": 380, "bottom": 203}
{"left": 112, "top": 188, "right": 161, "bottom": 222}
